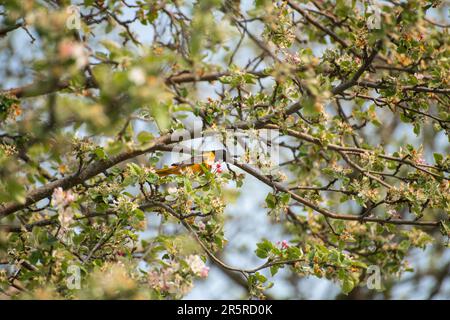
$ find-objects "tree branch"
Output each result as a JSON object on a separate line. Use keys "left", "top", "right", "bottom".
{"left": 0, "top": 134, "right": 172, "bottom": 219}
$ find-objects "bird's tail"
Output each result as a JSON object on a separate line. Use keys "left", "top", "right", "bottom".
{"left": 155, "top": 166, "right": 181, "bottom": 177}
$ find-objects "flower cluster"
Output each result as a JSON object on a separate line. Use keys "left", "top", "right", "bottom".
{"left": 51, "top": 187, "right": 76, "bottom": 229}
{"left": 186, "top": 255, "right": 210, "bottom": 278}
{"left": 147, "top": 255, "right": 209, "bottom": 297}
{"left": 112, "top": 195, "right": 139, "bottom": 213}
{"left": 58, "top": 40, "right": 88, "bottom": 68}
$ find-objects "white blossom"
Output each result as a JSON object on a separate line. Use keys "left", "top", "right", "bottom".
{"left": 51, "top": 187, "right": 76, "bottom": 229}
{"left": 186, "top": 255, "right": 209, "bottom": 278}
{"left": 129, "top": 67, "right": 146, "bottom": 85}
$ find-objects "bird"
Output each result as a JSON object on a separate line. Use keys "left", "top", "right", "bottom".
{"left": 155, "top": 151, "right": 219, "bottom": 177}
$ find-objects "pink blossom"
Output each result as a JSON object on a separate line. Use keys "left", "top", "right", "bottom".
{"left": 65, "top": 192, "right": 76, "bottom": 203}
{"left": 148, "top": 268, "right": 174, "bottom": 292}
{"left": 414, "top": 73, "right": 425, "bottom": 80}
{"left": 52, "top": 187, "right": 76, "bottom": 207}
{"left": 200, "top": 266, "right": 209, "bottom": 278}
{"left": 58, "top": 41, "right": 76, "bottom": 59}
{"left": 58, "top": 40, "right": 88, "bottom": 68}
{"left": 281, "top": 240, "right": 289, "bottom": 249}
{"left": 214, "top": 163, "right": 223, "bottom": 174}
{"left": 416, "top": 157, "right": 427, "bottom": 165}
{"left": 197, "top": 221, "right": 206, "bottom": 231}
{"left": 285, "top": 53, "right": 301, "bottom": 65}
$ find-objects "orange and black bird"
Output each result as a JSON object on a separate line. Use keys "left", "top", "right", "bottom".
{"left": 155, "top": 151, "right": 218, "bottom": 177}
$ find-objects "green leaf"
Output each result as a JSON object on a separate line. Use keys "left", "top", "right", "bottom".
{"left": 279, "top": 192, "right": 291, "bottom": 205}
{"left": 255, "top": 239, "right": 274, "bottom": 259}
{"left": 127, "top": 163, "right": 143, "bottom": 176}
{"left": 413, "top": 122, "right": 421, "bottom": 135}
{"left": 147, "top": 8, "right": 159, "bottom": 23}
{"left": 150, "top": 103, "right": 171, "bottom": 132}
{"left": 256, "top": 248, "right": 268, "bottom": 259}
{"left": 433, "top": 153, "right": 443, "bottom": 164}
{"left": 265, "top": 193, "right": 277, "bottom": 209}
{"left": 94, "top": 147, "right": 107, "bottom": 160}
{"left": 270, "top": 265, "right": 280, "bottom": 276}
{"left": 137, "top": 131, "right": 154, "bottom": 144}
{"left": 133, "top": 208, "right": 145, "bottom": 221}
{"left": 342, "top": 276, "right": 355, "bottom": 294}
{"left": 286, "top": 246, "right": 303, "bottom": 260}
{"left": 254, "top": 272, "right": 267, "bottom": 283}
{"left": 6, "top": 180, "right": 26, "bottom": 204}
{"left": 351, "top": 261, "right": 368, "bottom": 269}
{"left": 399, "top": 240, "right": 411, "bottom": 252}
